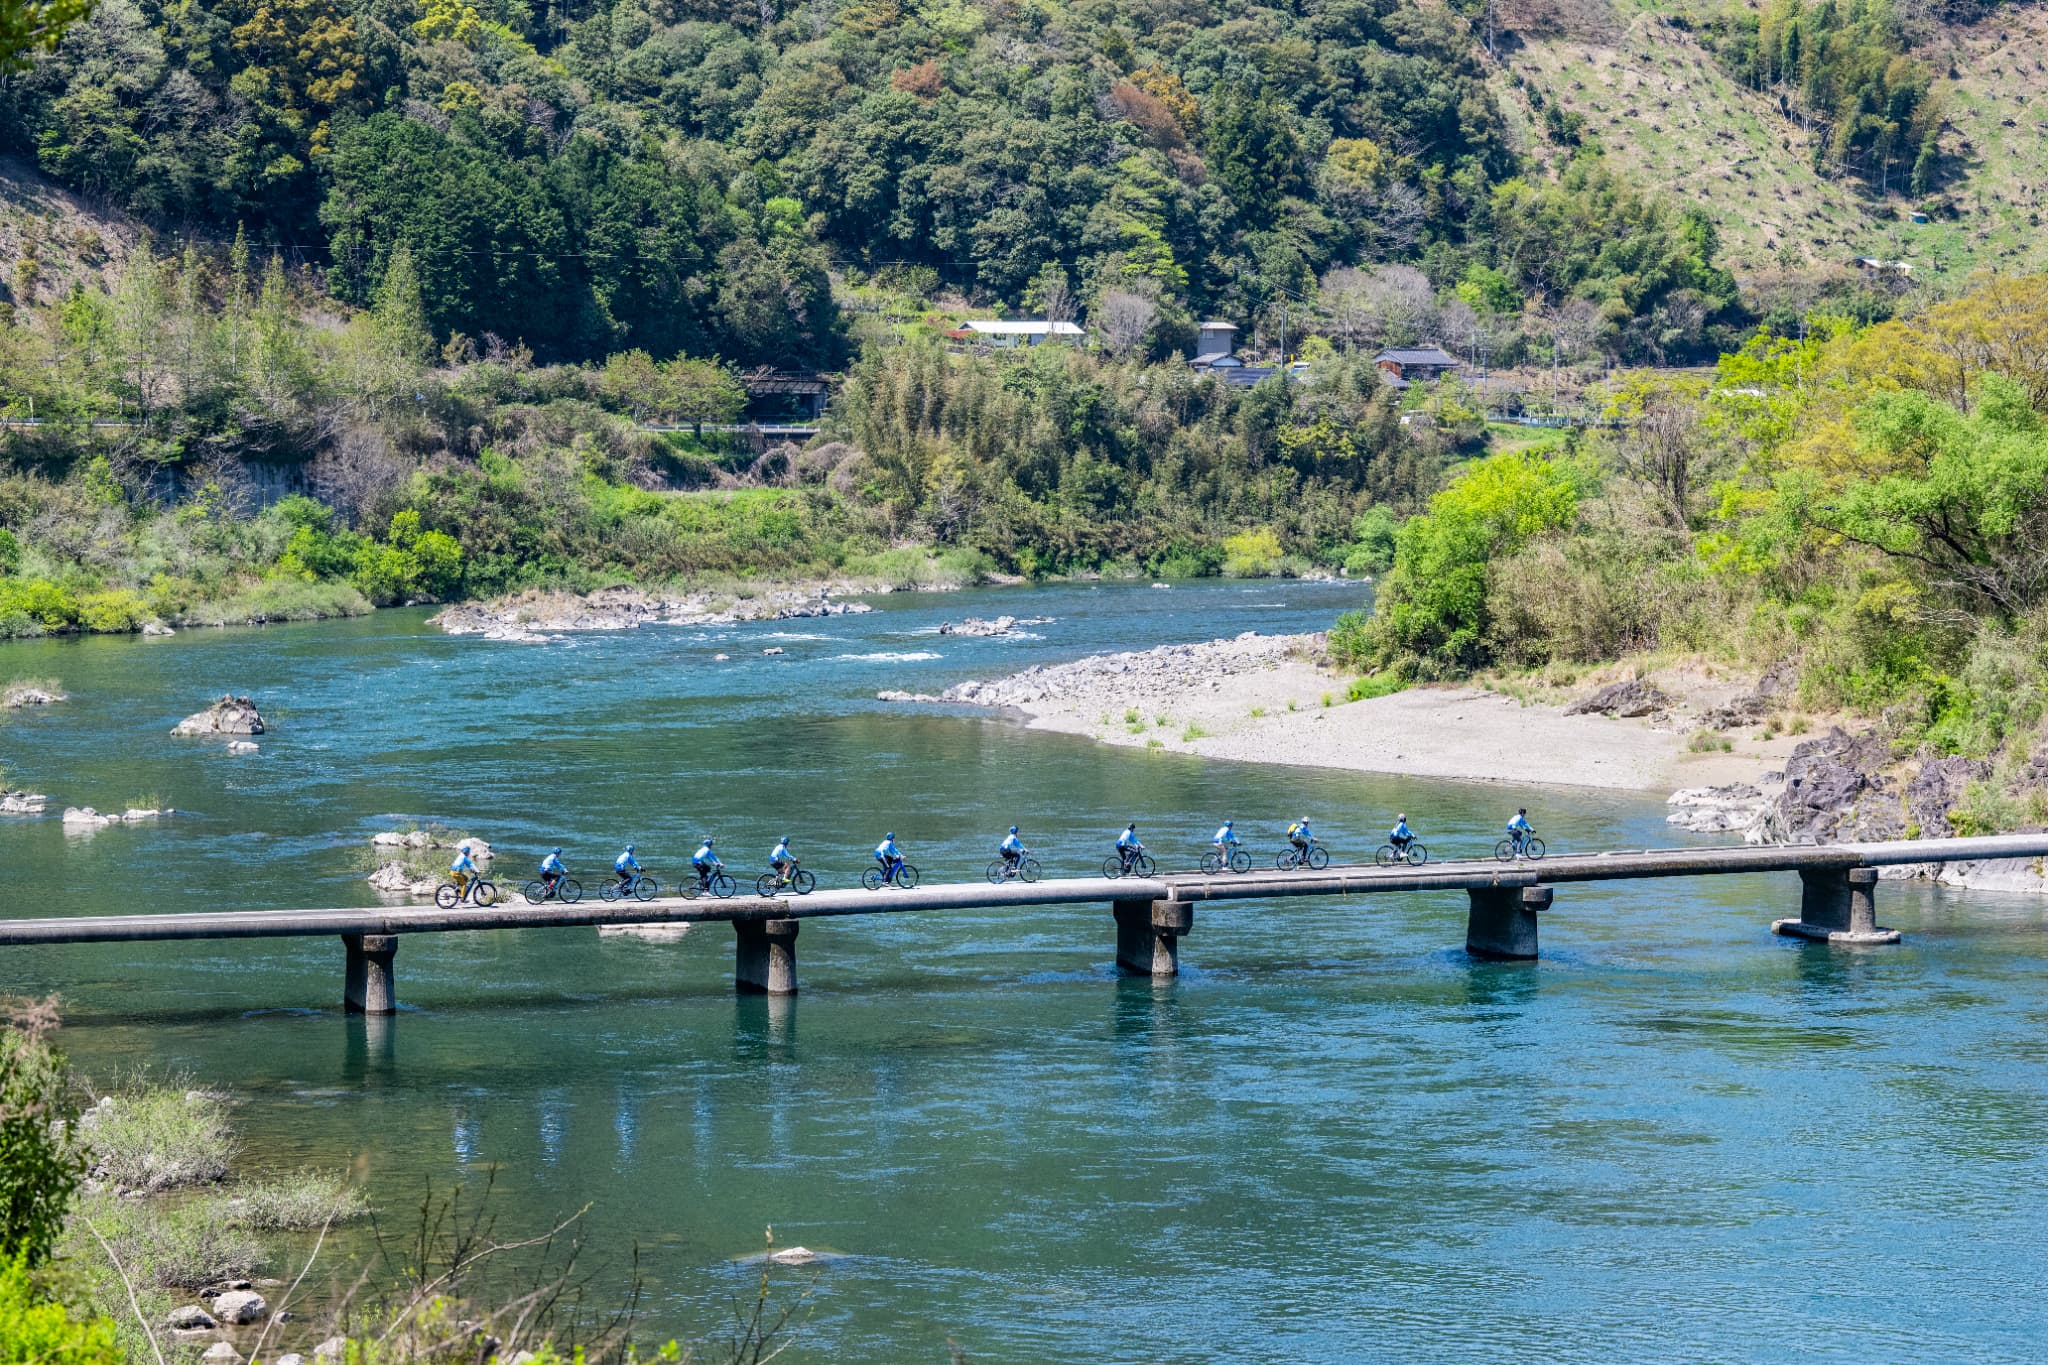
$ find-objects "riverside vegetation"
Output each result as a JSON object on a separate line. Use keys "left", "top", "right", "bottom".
{"left": 0, "top": 1001, "right": 812, "bottom": 1364}
{"left": 1332, "top": 272, "right": 2048, "bottom": 833}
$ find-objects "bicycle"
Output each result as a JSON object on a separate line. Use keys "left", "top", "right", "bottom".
{"left": 1374, "top": 842, "right": 1429, "bottom": 867}
{"left": 522, "top": 875, "right": 582, "bottom": 905}
{"left": 435, "top": 875, "right": 497, "bottom": 909}
{"left": 1102, "top": 852, "right": 1157, "bottom": 879}
{"left": 1200, "top": 847, "right": 1252, "bottom": 874}
{"left": 755, "top": 864, "right": 817, "bottom": 896}
{"left": 599, "top": 870, "right": 661, "bottom": 902}
{"left": 861, "top": 860, "right": 921, "bottom": 891}
{"left": 986, "top": 855, "right": 1042, "bottom": 884}
{"left": 1494, "top": 831, "right": 1547, "bottom": 862}
{"left": 684, "top": 868, "right": 736, "bottom": 900}
{"left": 1275, "top": 841, "right": 1331, "bottom": 871}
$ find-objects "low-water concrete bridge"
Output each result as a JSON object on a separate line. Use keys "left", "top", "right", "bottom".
{"left": 5, "top": 835, "right": 2045, "bottom": 1013}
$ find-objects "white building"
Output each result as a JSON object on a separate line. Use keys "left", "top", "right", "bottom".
{"left": 956, "top": 320, "right": 1085, "bottom": 348}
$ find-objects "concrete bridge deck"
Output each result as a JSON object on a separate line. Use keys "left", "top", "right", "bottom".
{"left": 5, "top": 834, "right": 2046, "bottom": 1010}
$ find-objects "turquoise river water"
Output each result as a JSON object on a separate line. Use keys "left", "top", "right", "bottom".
{"left": 3, "top": 580, "right": 2047, "bottom": 1361}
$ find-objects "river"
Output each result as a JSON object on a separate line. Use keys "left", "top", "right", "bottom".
{"left": 4, "top": 580, "right": 2047, "bottom": 1361}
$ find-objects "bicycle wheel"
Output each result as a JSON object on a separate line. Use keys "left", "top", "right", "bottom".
{"left": 1102, "top": 856, "right": 1125, "bottom": 879}
{"left": 1407, "top": 844, "right": 1429, "bottom": 866}
{"left": 1228, "top": 850, "right": 1250, "bottom": 874}
{"left": 634, "top": 877, "right": 658, "bottom": 902}
{"left": 1274, "top": 850, "right": 1295, "bottom": 870}
{"left": 435, "top": 883, "right": 459, "bottom": 909}
{"left": 1495, "top": 839, "right": 1515, "bottom": 863}
{"left": 559, "top": 879, "right": 582, "bottom": 903}
{"left": 599, "top": 881, "right": 621, "bottom": 903}
{"left": 757, "top": 872, "right": 781, "bottom": 897}
{"left": 1375, "top": 845, "right": 1396, "bottom": 867}
{"left": 791, "top": 869, "right": 815, "bottom": 895}
{"left": 1307, "top": 846, "right": 1329, "bottom": 871}
{"left": 704, "top": 872, "right": 731, "bottom": 899}
{"left": 523, "top": 880, "right": 546, "bottom": 905}
{"left": 1018, "top": 857, "right": 1041, "bottom": 883}
{"left": 896, "top": 863, "right": 920, "bottom": 889}
{"left": 861, "top": 866, "right": 884, "bottom": 891}
{"left": 988, "top": 859, "right": 1011, "bottom": 886}
{"left": 1134, "top": 853, "right": 1156, "bottom": 877}
{"left": 1200, "top": 850, "right": 1223, "bottom": 875}
{"left": 1526, "top": 837, "right": 1546, "bottom": 861}
{"left": 678, "top": 881, "right": 699, "bottom": 901}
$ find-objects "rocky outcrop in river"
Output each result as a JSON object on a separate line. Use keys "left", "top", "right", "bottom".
{"left": 1666, "top": 726, "right": 2048, "bottom": 891}
{"left": 173, "top": 695, "right": 266, "bottom": 736}
{"left": 2, "top": 682, "right": 65, "bottom": 708}
{"left": 0, "top": 790, "right": 48, "bottom": 815}
{"left": 432, "top": 585, "right": 873, "bottom": 641}
{"left": 937, "top": 615, "right": 1053, "bottom": 637}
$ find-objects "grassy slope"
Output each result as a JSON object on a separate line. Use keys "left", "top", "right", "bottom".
{"left": 0, "top": 156, "right": 145, "bottom": 309}
{"left": 1501, "top": 0, "right": 2048, "bottom": 286}
{"left": 1501, "top": 0, "right": 1874, "bottom": 274}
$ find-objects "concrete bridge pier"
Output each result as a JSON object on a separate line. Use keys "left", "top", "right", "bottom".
{"left": 1775, "top": 867, "right": 1900, "bottom": 944}
{"left": 342, "top": 934, "right": 398, "bottom": 1014}
{"left": 734, "top": 918, "right": 800, "bottom": 994}
{"left": 1466, "top": 886, "right": 1550, "bottom": 960}
{"left": 1114, "top": 898, "right": 1191, "bottom": 976}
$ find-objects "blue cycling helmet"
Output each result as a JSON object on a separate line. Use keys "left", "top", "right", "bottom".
{"left": 1009, "top": 825, "right": 1019, "bottom": 834}
{"left": 783, "top": 834, "right": 792, "bottom": 843}
{"left": 551, "top": 846, "right": 562, "bottom": 854}
{"left": 705, "top": 836, "right": 714, "bottom": 845}
{"left": 1224, "top": 819, "right": 1234, "bottom": 828}
{"left": 885, "top": 832, "right": 895, "bottom": 840}
{"left": 625, "top": 843, "right": 635, "bottom": 852}
{"left": 1126, "top": 822, "right": 1136, "bottom": 830}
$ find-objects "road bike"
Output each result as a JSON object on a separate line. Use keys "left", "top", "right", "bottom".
{"left": 1102, "top": 851, "right": 1157, "bottom": 879}
{"left": 1200, "top": 847, "right": 1252, "bottom": 874}
{"left": 522, "top": 875, "right": 582, "bottom": 905}
{"left": 599, "top": 871, "right": 660, "bottom": 902}
{"left": 755, "top": 865, "right": 817, "bottom": 896}
{"left": 986, "top": 855, "right": 1043, "bottom": 884}
{"left": 1494, "top": 831, "right": 1547, "bottom": 862}
{"left": 1374, "top": 843, "right": 1429, "bottom": 867}
{"left": 861, "top": 860, "right": 921, "bottom": 891}
{"left": 1275, "top": 841, "right": 1331, "bottom": 871}
{"left": 435, "top": 876, "right": 497, "bottom": 909}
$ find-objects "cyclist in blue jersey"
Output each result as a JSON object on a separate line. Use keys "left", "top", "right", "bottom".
{"left": 539, "top": 847, "right": 568, "bottom": 894}
{"left": 1115, "top": 822, "right": 1145, "bottom": 872}
{"left": 997, "top": 826, "right": 1027, "bottom": 875}
{"left": 874, "top": 833, "right": 905, "bottom": 882}
{"left": 614, "top": 844, "right": 641, "bottom": 890}
{"left": 692, "top": 837, "right": 722, "bottom": 890}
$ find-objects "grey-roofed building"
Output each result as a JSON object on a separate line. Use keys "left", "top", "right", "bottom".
{"left": 1374, "top": 344, "right": 1463, "bottom": 387}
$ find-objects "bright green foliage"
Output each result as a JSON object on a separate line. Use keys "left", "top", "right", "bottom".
{"left": 0, "top": 1257, "right": 120, "bottom": 1365}
{"left": 1221, "top": 528, "right": 1284, "bottom": 577}
{"left": 0, "top": 1013, "right": 87, "bottom": 1266}
{"left": 1825, "top": 376, "right": 2048, "bottom": 618}
{"left": 352, "top": 510, "right": 464, "bottom": 605}
{"left": 1341, "top": 505, "right": 1400, "bottom": 576}
{"left": 1353, "top": 452, "right": 1581, "bottom": 675}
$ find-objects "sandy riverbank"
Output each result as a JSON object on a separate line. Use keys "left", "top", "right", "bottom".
{"left": 896, "top": 633, "right": 1803, "bottom": 793}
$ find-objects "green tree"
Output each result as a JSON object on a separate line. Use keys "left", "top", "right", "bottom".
{"left": 0, "top": 0, "right": 92, "bottom": 72}
{"left": 0, "top": 1002, "right": 87, "bottom": 1266}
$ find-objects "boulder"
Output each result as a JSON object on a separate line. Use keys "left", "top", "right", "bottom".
{"left": 876, "top": 690, "right": 940, "bottom": 703}
{"left": 1906, "top": 756, "right": 1991, "bottom": 838}
{"left": 713, "top": 653, "right": 730, "bottom": 662}
{"left": 277, "top": 1356, "right": 306, "bottom": 1365}
{"left": 202, "top": 1345, "right": 241, "bottom": 1363}
{"left": 313, "top": 1338, "right": 348, "bottom": 1363}
{"left": 122, "top": 807, "right": 169, "bottom": 822}
{"left": 62, "top": 807, "right": 118, "bottom": 828}
{"left": 173, "top": 695, "right": 266, "bottom": 737}
{"left": 1, "top": 684, "right": 65, "bottom": 708}
{"left": 167, "top": 1305, "right": 218, "bottom": 1331}
{"left": 1665, "top": 782, "right": 1772, "bottom": 836}
{"left": 366, "top": 862, "right": 436, "bottom": 897}
{"left": 142, "top": 620, "right": 175, "bottom": 637}
{"left": 211, "top": 1290, "right": 268, "bottom": 1324}
{"left": 0, "top": 791, "right": 48, "bottom": 815}
{"left": 1564, "top": 678, "right": 1672, "bottom": 719}
{"left": 768, "top": 1246, "right": 820, "bottom": 1265}
{"left": 454, "top": 837, "right": 492, "bottom": 861}
{"left": 762, "top": 647, "right": 785, "bottom": 656}
{"left": 227, "top": 740, "right": 259, "bottom": 755}
{"left": 1757, "top": 727, "right": 1896, "bottom": 844}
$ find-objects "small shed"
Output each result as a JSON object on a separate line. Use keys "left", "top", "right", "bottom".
{"left": 1374, "top": 345, "right": 1462, "bottom": 387}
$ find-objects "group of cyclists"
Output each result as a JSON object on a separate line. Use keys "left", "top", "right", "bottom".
{"left": 443, "top": 808, "right": 1545, "bottom": 906}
